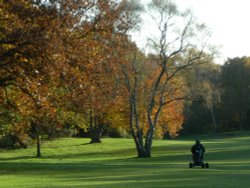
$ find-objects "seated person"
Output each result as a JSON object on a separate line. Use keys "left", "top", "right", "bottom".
{"left": 191, "top": 139, "right": 205, "bottom": 163}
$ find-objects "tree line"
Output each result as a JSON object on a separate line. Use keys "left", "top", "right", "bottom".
{"left": 0, "top": 0, "right": 248, "bottom": 158}
{"left": 183, "top": 57, "right": 250, "bottom": 134}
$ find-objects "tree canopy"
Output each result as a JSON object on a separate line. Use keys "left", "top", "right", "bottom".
{"left": 1, "top": 0, "right": 249, "bottom": 158}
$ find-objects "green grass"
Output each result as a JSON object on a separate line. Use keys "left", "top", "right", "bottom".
{"left": 1, "top": 132, "right": 250, "bottom": 187}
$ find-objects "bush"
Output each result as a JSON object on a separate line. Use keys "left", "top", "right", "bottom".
{"left": 0, "top": 134, "right": 32, "bottom": 149}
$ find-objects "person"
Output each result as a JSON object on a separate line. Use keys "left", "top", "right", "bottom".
{"left": 191, "top": 139, "right": 205, "bottom": 163}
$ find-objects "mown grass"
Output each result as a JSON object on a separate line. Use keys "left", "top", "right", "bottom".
{"left": 1, "top": 132, "right": 250, "bottom": 187}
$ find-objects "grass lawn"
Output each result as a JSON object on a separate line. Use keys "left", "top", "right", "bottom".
{"left": 1, "top": 132, "right": 250, "bottom": 187}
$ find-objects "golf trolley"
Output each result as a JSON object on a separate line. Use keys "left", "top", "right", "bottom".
{"left": 189, "top": 149, "right": 209, "bottom": 168}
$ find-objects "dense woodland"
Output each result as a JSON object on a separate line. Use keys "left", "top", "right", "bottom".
{"left": 0, "top": 0, "right": 250, "bottom": 158}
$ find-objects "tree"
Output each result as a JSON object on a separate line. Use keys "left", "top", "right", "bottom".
{"left": 60, "top": 0, "right": 141, "bottom": 143}
{"left": 182, "top": 96, "right": 211, "bottom": 134}
{"left": 182, "top": 62, "right": 221, "bottom": 133}
{"left": 122, "top": 0, "right": 213, "bottom": 157}
{"left": 0, "top": 0, "right": 83, "bottom": 156}
{"left": 200, "top": 64, "right": 221, "bottom": 131}
{"left": 0, "top": 0, "right": 143, "bottom": 151}
{"left": 220, "top": 57, "right": 250, "bottom": 130}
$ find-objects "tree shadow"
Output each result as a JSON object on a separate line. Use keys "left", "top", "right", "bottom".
{"left": 0, "top": 155, "right": 36, "bottom": 161}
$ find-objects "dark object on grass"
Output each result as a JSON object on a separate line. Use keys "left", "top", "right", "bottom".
{"left": 189, "top": 140, "right": 209, "bottom": 168}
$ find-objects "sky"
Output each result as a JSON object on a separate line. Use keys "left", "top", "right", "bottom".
{"left": 131, "top": 0, "right": 250, "bottom": 64}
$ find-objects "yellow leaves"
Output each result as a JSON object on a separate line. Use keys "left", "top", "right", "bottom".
{"left": 157, "top": 100, "right": 184, "bottom": 138}
{"left": 19, "top": 56, "right": 29, "bottom": 63}
{"left": 57, "top": 109, "right": 88, "bottom": 131}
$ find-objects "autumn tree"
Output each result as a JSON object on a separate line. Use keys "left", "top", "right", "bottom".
{"left": 121, "top": 0, "right": 213, "bottom": 157}
{"left": 0, "top": 87, "right": 30, "bottom": 148}
{"left": 0, "top": 0, "right": 90, "bottom": 156}
{"left": 60, "top": 0, "right": 141, "bottom": 143}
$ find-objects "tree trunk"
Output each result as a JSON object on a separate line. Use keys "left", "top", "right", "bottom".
{"left": 90, "top": 128, "right": 102, "bottom": 143}
{"left": 210, "top": 104, "right": 217, "bottom": 132}
{"left": 144, "top": 127, "right": 155, "bottom": 157}
{"left": 132, "top": 127, "right": 154, "bottom": 158}
{"left": 89, "top": 115, "right": 103, "bottom": 143}
{"left": 36, "top": 128, "right": 42, "bottom": 158}
{"left": 132, "top": 131, "right": 149, "bottom": 158}
{"left": 129, "top": 102, "right": 143, "bottom": 157}
{"left": 132, "top": 134, "right": 150, "bottom": 158}
{"left": 137, "top": 148, "right": 150, "bottom": 158}
{"left": 239, "top": 111, "right": 245, "bottom": 131}
{"left": 135, "top": 146, "right": 151, "bottom": 158}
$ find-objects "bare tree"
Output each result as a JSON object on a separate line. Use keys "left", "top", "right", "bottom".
{"left": 123, "top": 0, "right": 214, "bottom": 158}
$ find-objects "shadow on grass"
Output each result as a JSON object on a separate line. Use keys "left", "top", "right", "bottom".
{"left": 1, "top": 138, "right": 249, "bottom": 164}
{"left": 0, "top": 159, "right": 206, "bottom": 188}
{"left": 54, "top": 174, "right": 203, "bottom": 188}
{"left": 1, "top": 141, "right": 250, "bottom": 188}
{"left": 0, "top": 155, "right": 36, "bottom": 161}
